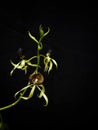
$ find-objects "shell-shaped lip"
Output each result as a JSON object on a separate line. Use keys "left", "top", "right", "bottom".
{"left": 29, "top": 72, "right": 44, "bottom": 85}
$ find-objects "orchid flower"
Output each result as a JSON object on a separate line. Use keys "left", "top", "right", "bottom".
{"left": 14, "top": 72, "right": 48, "bottom": 106}
{"left": 44, "top": 52, "right": 58, "bottom": 73}
{"left": 10, "top": 56, "right": 39, "bottom": 76}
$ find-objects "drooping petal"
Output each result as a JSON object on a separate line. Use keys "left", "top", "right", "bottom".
{"left": 37, "top": 85, "right": 48, "bottom": 106}
{"left": 14, "top": 84, "right": 33, "bottom": 99}
{"left": 44, "top": 56, "right": 51, "bottom": 72}
{"left": 44, "top": 62, "right": 48, "bottom": 72}
{"left": 37, "top": 84, "right": 45, "bottom": 98}
{"left": 21, "top": 66, "right": 28, "bottom": 74}
{"left": 48, "top": 61, "right": 53, "bottom": 73}
{"left": 51, "top": 59, "right": 58, "bottom": 68}
{"left": 21, "top": 85, "right": 36, "bottom": 100}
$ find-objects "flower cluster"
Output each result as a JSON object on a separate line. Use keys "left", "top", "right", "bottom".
{"left": 0, "top": 25, "right": 58, "bottom": 111}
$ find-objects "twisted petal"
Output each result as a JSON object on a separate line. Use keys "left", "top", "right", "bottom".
{"left": 37, "top": 85, "right": 48, "bottom": 106}
{"left": 27, "top": 56, "right": 37, "bottom": 62}
{"left": 21, "top": 66, "right": 28, "bottom": 74}
{"left": 39, "top": 25, "right": 50, "bottom": 43}
{"left": 10, "top": 60, "right": 22, "bottom": 76}
{"left": 10, "top": 60, "right": 22, "bottom": 69}
{"left": 14, "top": 84, "right": 33, "bottom": 98}
{"left": 28, "top": 31, "right": 39, "bottom": 44}
{"left": 44, "top": 55, "right": 58, "bottom": 73}
{"left": 37, "top": 84, "right": 45, "bottom": 98}
{"left": 44, "top": 56, "right": 51, "bottom": 72}
{"left": 21, "top": 85, "right": 36, "bottom": 100}
{"left": 44, "top": 56, "right": 51, "bottom": 63}
{"left": 27, "top": 61, "right": 40, "bottom": 68}
{"left": 48, "top": 61, "right": 53, "bottom": 73}
{"left": 10, "top": 60, "right": 28, "bottom": 76}
{"left": 10, "top": 59, "right": 39, "bottom": 76}
{"left": 44, "top": 62, "right": 49, "bottom": 72}
{"left": 41, "top": 26, "right": 50, "bottom": 38}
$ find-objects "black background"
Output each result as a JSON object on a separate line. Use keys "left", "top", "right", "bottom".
{"left": 0, "top": 1, "right": 97, "bottom": 129}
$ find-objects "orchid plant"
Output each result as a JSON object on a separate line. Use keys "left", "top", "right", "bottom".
{"left": 0, "top": 25, "right": 58, "bottom": 111}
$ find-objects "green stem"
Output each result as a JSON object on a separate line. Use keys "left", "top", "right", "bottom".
{"left": 35, "top": 45, "right": 40, "bottom": 72}
{"left": 35, "top": 39, "right": 43, "bottom": 73}
{"left": 0, "top": 89, "right": 26, "bottom": 111}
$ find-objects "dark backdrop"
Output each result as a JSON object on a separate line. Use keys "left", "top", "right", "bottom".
{"left": 0, "top": 1, "right": 97, "bottom": 129}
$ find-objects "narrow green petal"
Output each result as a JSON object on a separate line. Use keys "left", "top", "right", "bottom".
{"left": 44, "top": 63, "right": 48, "bottom": 72}
{"left": 27, "top": 56, "right": 37, "bottom": 62}
{"left": 10, "top": 60, "right": 23, "bottom": 69}
{"left": 43, "top": 27, "right": 50, "bottom": 37}
{"left": 27, "top": 62, "right": 38, "bottom": 67}
{"left": 52, "top": 59, "right": 58, "bottom": 68}
{"left": 14, "top": 84, "right": 32, "bottom": 99}
{"left": 37, "top": 85, "right": 45, "bottom": 98}
{"left": 28, "top": 31, "right": 39, "bottom": 44}
{"left": 22, "top": 66, "right": 28, "bottom": 74}
{"left": 48, "top": 61, "right": 53, "bottom": 73}
{"left": 21, "top": 85, "right": 36, "bottom": 100}
{"left": 10, "top": 60, "right": 17, "bottom": 67}
{"left": 42, "top": 93, "right": 48, "bottom": 106}
{"left": 10, "top": 70, "right": 14, "bottom": 76}
{"left": 37, "top": 86, "right": 48, "bottom": 106}
{"left": 10, "top": 60, "right": 21, "bottom": 76}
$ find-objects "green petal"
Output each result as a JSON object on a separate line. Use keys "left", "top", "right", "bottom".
{"left": 43, "top": 27, "right": 50, "bottom": 37}
{"left": 14, "top": 84, "right": 33, "bottom": 99}
{"left": 19, "top": 60, "right": 26, "bottom": 67}
{"left": 37, "top": 84, "right": 45, "bottom": 98}
{"left": 39, "top": 26, "right": 50, "bottom": 42}
{"left": 27, "top": 62, "right": 39, "bottom": 67}
{"left": 10, "top": 60, "right": 24, "bottom": 69}
{"left": 44, "top": 57, "right": 51, "bottom": 66}
{"left": 37, "top": 85, "right": 48, "bottom": 106}
{"left": 28, "top": 31, "right": 39, "bottom": 44}
{"left": 48, "top": 61, "right": 53, "bottom": 73}
{"left": 21, "top": 85, "right": 36, "bottom": 100}
{"left": 10, "top": 60, "right": 21, "bottom": 76}
{"left": 27, "top": 56, "right": 37, "bottom": 62}
{"left": 44, "top": 63, "right": 48, "bottom": 72}
{"left": 52, "top": 59, "right": 58, "bottom": 68}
